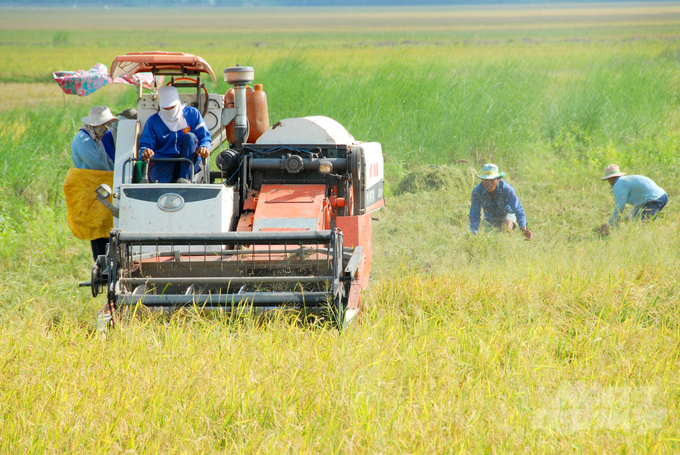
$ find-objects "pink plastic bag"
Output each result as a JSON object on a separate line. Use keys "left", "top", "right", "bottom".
{"left": 53, "top": 63, "right": 163, "bottom": 96}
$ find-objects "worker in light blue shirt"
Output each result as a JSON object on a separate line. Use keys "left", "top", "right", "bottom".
{"left": 71, "top": 105, "right": 117, "bottom": 171}
{"left": 600, "top": 164, "right": 668, "bottom": 229}
{"left": 140, "top": 85, "right": 211, "bottom": 183}
{"left": 70, "top": 105, "right": 118, "bottom": 261}
{"left": 469, "top": 163, "right": 533, "bottom": 240}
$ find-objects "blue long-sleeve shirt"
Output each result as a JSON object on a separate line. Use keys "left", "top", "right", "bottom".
{"left": 71, "top": 129, "right": 115, "bottom": 171}
{"left": 608, "top": 175, "right": 666, "bottom": 226}
{"left": 139, "top": 106, "right": 211, "bottom": 158}
{"left": 469, "top": 180, "right": 527, "bottom": 234}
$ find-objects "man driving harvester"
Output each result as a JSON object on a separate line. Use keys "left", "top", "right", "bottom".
{"left": 140, "top": 85, "right": 211, "bottom": 183}
{"left": 469, "top": 163, "right": 533, "bottom": 240}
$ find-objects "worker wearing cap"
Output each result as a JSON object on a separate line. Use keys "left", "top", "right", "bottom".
{"left": 469, "top": 163, "right": 532, "bottom": 240}
{"left": 600, "top": 164, "right": 667, "bottom": 231}
{"left": 140, "top": 85, "right": 211, "bottom": 183}
{"left": 71, "top": 106, "right": 117, "bottom": 171}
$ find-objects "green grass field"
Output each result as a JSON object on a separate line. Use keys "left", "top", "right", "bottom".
{"left": 2, "top": 3, "right": 680, "bottom": 452}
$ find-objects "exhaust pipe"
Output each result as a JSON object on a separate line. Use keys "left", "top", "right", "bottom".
{"left": 223, "top": 65, "right": 254, "bottom": 149}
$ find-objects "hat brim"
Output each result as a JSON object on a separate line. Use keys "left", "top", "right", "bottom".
{"left": 81, "top": 113, "right": 118, "bottom": 126}
{"left": 600, "top": 172, "right": 625, "bottom": 180}
{"left": 159, "top": 99, "right": 180, "bottom": 109}
{"left": 477, "top": 172, "right": 505, "bottom": 180}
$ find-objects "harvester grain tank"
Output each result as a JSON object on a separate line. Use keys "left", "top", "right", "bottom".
{"left": 84, "top": 52, "right": 385, "bottom": 331}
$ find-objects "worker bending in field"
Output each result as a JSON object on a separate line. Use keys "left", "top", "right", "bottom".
{"left": 599, "top": 164, "right": 667, "bottom": 233}
{"left": 469, "top": 163, "right": 533, "bottom": 240}
{"left": 140, "top": 85, "right": 211, "bottom": 183}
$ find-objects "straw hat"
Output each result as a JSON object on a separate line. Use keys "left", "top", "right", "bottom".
{"left": 81, "top": 106, "right": 117, "bottom": 126}
{"left": 477, "top": 163, "right": 505, "bottom": 180}
{"left": 600, "top": 164, "right": 626, "bottom": 180}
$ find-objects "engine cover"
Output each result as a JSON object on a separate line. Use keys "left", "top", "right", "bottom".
{"left": 117, "top": 183, "right": 235, "bottom": 232}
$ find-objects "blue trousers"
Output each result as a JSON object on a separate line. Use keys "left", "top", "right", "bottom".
{"left": 148, "top": 133, "right": 199, "bottom": 183}
{"left": 641, "top": 194, "right": 668, "bottom": 220}
{"left": 484, "top": 211, "right": 517, "bottom": 231}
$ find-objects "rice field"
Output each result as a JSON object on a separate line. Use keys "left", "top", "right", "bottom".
{"left": 1, "top": 3, "right": 680, "bottom": 452}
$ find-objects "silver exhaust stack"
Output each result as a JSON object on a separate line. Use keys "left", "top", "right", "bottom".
{"left": 223, "top": 65, "right": 254, "bottom": 149}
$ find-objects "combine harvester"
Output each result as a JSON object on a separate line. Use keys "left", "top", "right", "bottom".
{"left": 84, "top": 52, "right": 385, "bottom": 331}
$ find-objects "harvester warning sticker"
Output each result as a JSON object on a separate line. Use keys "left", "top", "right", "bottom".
{"left": 368, "top": 162, "right": 380, "bottom": 179}
{"left": 365, "top": 180, "right": 385, "bottom": 212}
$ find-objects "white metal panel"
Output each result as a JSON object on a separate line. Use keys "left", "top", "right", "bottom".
{"left": 117, "top": 184, "right": 235, "bottom": 233}
{"left": 360, "top": 142, "right": 384, "bottom": 190}
{"left": 136, "top": 94, "right": 157, "bottom": 133}
{"left": 358, "top": 142, "right": 385, "bottom": 212}
{"left": 255, "top": 116, "right": 356, "bottom": 145}
{"left": 112, "top": 119, "right": 140, "bottom": 229}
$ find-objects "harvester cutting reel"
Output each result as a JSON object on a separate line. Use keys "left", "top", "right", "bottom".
{"left": 92, "top": 228, "right": 363, "bottom": 333}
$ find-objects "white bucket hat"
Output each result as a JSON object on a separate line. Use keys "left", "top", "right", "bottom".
{"left": 600, "top": 164, "right": 626, "bottom": 180}
{"left": 81, "top": 106, "right": 117, "bottom": 126}
{"left": 158, "top": 86, "right": 180, "bottom": 108}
